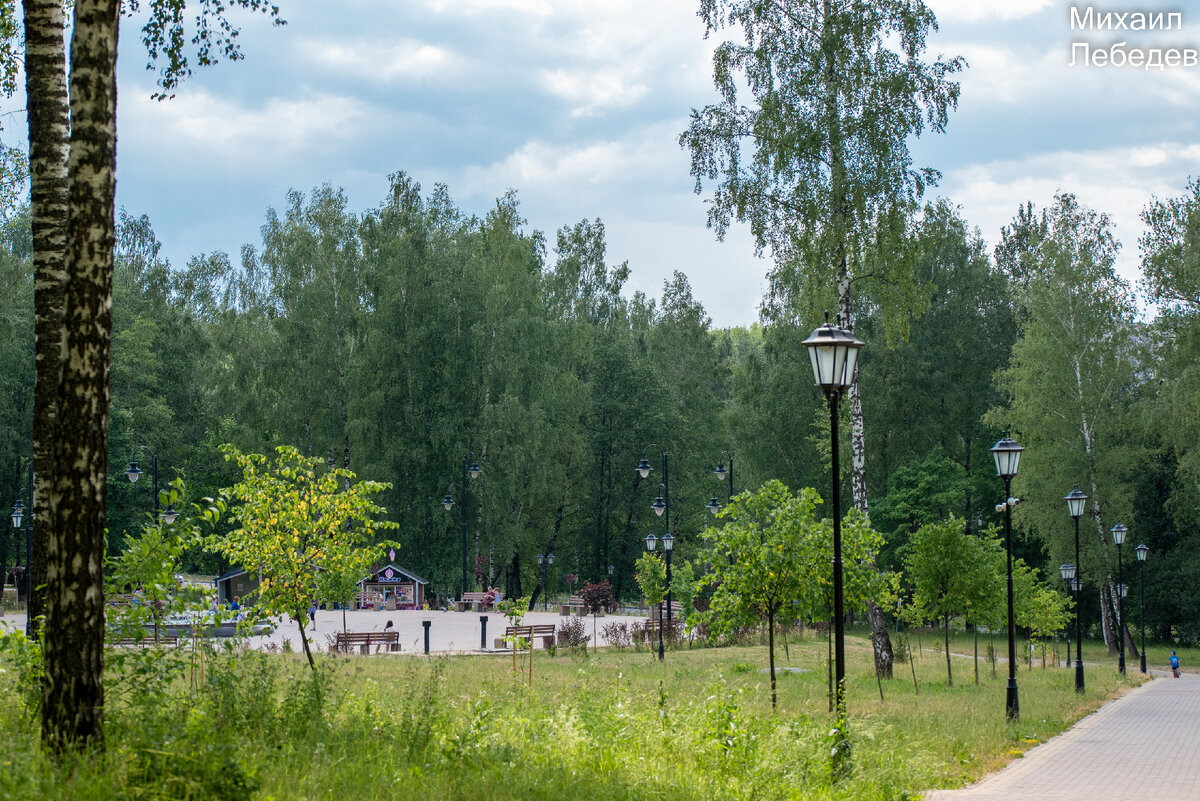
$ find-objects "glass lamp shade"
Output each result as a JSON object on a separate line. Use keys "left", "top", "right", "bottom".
{"left": 706, "top": 497, "right": 721, "bottom": 515}
{"left": 651, "top": 496, "right": 667, "bottom": 516}
{"left": 1135, "top": 543, "right": 1149, "bottom": 562}
{"left": 547, "top": 553, "right": 555, "bottom": 565}
{"left": 1060, "top": 563, "right": 1077, "bottom": 581}
{"left": 125, "top": 461, "right": 143, "bottom": 483}
{"left": 802, "top": 317, "right": 864, "bottom": 391}
{"left": 662, "top": 532, "right": 675, "bottom": 552}
{"left": 1064, "top": 488, "right": 1088, "bottom": 518}
{"left": 1111, "top": 523, "right": 1128, "bottom": 546}
{"left": 645, "top": 534, "right": 657, "bottom": 552}
{"left": 1070, "top": 578, "right": 1082, "bottom": 592}
{"left": 161, "top": 505, "right": 179, "bottom": 525}
{"left": 536, "top": 554, "right": 545, "bottom": 565}
{"left": 635, "top": 458, "right": 652, "bottom": 479}
{"left": 989, "top": 437, "right": 1023, "bottom": 478}
{"left": 467, "top": 462, "right": 481, "bottom": 479}
{"left": 1117, "top": 583, "right": 1128, "bottom": 598}
{"left": 11, "top": 500, "right": 23, "bottom": 529}
{"left": 441, "top": 495, "right": 454, "bottom": 511}
{"left": 714, "top": 463, "right": 728, "bottom": 481}
{"left": 607, "top": 565, "right": 614, "bottom": 575}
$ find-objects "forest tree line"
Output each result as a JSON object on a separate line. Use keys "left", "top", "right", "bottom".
{"left": 1, "top": 173, "right": 1197, "bottom": 643}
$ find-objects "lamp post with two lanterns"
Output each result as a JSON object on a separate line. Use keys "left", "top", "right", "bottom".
{"left": 536, "top": 552, "right": 555, "bottom": 611}
{"left": 989, "top": 435, "right": 1024, "bottom": 723}
{"left": 1136, "top": 542, "right": 1148, "bottom": 674}
{"left": 706, "top": 452, "right": 734, "bottom": 515}
{"left": 1065, "top": 488, "right": 1088, "bottom": 692}
{"left": 1111, "top": 523, "right": 1128, "bottom": 674}
{"left": 9, "top": 460, "right": 33, "bottom": 635}
{"left": 635, "top": 444, "right": 675, "bottom": 639}
{"left": 644, "top": 530, "right": 674, "bottom": 661}
{"left": 124, "top": 447, "right": 179, "bottom": 524}
{"left": 441, "top": 454, "right": 481, "bottom": 602}
{"left": 1059, "top": 563, "right": 1077, "bottom": 671}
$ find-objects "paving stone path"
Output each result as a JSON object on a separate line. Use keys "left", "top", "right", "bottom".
{"left": 925, "top": 673, "right": 1200, "bottom": 800}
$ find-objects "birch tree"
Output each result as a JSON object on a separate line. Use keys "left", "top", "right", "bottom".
{"left": 987, "top": 193, "right": 1139, "bottom": 655}
{"left": 680, "top": 0, "right": 963, "bottom": 678}
{"left": 24, "top": 0, "right": 284, "bottom": 752}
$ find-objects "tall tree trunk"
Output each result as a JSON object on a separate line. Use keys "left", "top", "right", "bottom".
{"left": 944, "top": 613, "right": 953, "bottom": 687}
{"left": 298, "top": 618, "right": 315, "bottom": 670}
{"left": 768, "top": 605, "right": 777, "bottom": 711}
{"left": 42, "top": 0, "right": 119, "bottom": 754}
{"left": 24, "top": 0, "right": 71, "bottom": 641}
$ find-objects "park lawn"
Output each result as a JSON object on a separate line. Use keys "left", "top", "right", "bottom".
{"left": 913, "top": 625, "right": 1199, "bottom": 677}
{"left": 0, "top": 628, "right": 1143, "bottom": 801}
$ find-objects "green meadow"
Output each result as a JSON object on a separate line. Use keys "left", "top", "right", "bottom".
{"left": 0, "top": 628, "right": 1147, "bottom": 801}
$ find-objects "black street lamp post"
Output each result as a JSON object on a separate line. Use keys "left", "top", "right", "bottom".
{"left": 536, "top": 552, "right": 555, "bottom": 611}
{"left": 1111, "top": 523, "right": 1127, "bottom": 674}
{"left": 645, "top": 531, "right": 674, "bottom": 661}
{"left": 125, "top": 447, "right": 178, "bottom": 524}
{"left": 1059, "top": 563, "right": 1076, "bottom": 669}
{"left": 1135, "top": 542, "right": 1148, "bottom": 674}
{"left": 636, "top": 445, "right": 673, "bottom": 637}
{"left": 802, "top": 315, "right": 864, "bottom": 734}
{"left": 442, "top": 454, "right": 481, "bottom": 603}
{"left": 990, "top": 435, "right": 1024, "bottom": 723}
{"left": 1065, "top": 488, "right": 1088, "bottom": 692}
{"left": 707, "top": 452, "right": 734, "bottom": 515}
{"left": 10, "top": 460, "right": 33, "bottom": 635}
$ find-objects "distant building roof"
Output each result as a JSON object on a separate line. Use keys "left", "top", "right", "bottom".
{"left": 361, "top": 563, "right": 427, "bottom": 585}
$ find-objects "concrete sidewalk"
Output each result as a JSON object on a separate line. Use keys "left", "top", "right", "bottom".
{"left": 924, "top": 673, "right": 1200, "bottom": 801}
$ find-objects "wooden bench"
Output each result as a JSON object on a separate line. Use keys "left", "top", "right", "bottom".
{"left": 497, "top": 624, "right": 556, "bottom": 650}
{"left": 335, "top": 630, "right": 400, "bottom": 654}
{"left": 559, "top": 595, "right": 585, "bottom": 615}
{"left": 110, "top": 635, "right": 180, "bottom": 647}
{"left": 648, "top": 600, "right": 684, "bottom": 621}
{"left": 455, "top": 592, "right": 495, "bottom": 612}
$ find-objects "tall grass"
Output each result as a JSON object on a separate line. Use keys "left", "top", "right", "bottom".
{"left": 0, "top": 627, "right": 1142, "bottom": 800}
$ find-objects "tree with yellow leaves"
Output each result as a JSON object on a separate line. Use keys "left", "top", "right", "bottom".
{"left": 209, "top": 445, "right": 398, "bottom": 668}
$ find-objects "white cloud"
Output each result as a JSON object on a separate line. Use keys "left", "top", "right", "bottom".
{"left": 304, "top": 38, "right": 457, "bottom": 82}
{"left": 121, "top": 88, "right": 376, "bottom": 165}
{"left": 459, "top": 120, "right": 688, "bottom": 196}
{"left": 539, "top": 67, "right": 647, "bottom": 116}
{"left": 942, "top": 142, "right": 1200, "bottom": 306}
{"left": 927, "top": 0, "right": 1054, "bottom": 23}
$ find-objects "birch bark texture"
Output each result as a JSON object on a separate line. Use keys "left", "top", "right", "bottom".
{"left": 41, "top": 0, "right": 119, "bottom": 753}
{"left": 23, "top": 0, "right": 70, "bottom": 642}
{"left": 680, "top": 0, "right": 963, "bottom": 678}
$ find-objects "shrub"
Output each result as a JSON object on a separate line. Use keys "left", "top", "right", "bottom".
{"left": 601, "top": 621, "right": 632, "bottom": 648}
{"left": 557, "top": 616, "right": 588, "bottom": 648}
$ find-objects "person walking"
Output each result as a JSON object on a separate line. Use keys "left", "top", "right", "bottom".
{"left": 1170, "top": 650, "right": 1181, "bottom": 678}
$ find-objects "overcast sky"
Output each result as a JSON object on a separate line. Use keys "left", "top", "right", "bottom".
{"left": 15, "top": 0, "right": 1200, "bottom": 327}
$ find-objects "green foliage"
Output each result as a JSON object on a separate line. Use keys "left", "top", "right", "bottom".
{"left": 634, "top": 552, "right": 666, "bottom": 607}
{"left": 671, "top": 560, "right": 697, "bottom": 618}
{"left": 132, "top": 0, "right": 288, "bottom": 100}
{"left": 0, "top": 636, "right": 1147, "bottom": 801}
{"left": 497, "top": 594, "right": 530, "bottom": 630}
{"left": 903, "top": 517, "right": 988, "bottom": 685}
{"left": 105, "top": 480, "right": 209, "bottom": 641}
{"left": 682, "top": 0, "right": 962, "bottom": 336}
{"left": 209, "top": 445, "right": 398, "bottom": 667}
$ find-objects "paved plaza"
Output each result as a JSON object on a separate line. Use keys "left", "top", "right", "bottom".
{"left": 0, "top": 607, "right": 638, "bottom": 654}
{"left": 925, "top": 672, "right": 1200, "bottom": 801}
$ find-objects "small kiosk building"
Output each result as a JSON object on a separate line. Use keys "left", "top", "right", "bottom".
{"left": 358, "top": 563, "right": 427, "bottom": 610}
